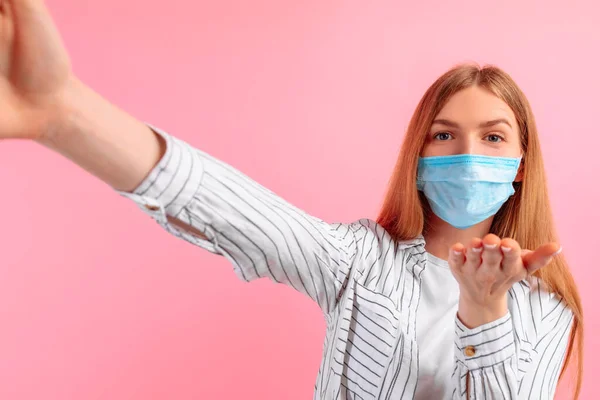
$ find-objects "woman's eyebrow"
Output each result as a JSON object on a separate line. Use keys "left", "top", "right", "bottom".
{"left": 432, "top": 118, "right": 513, "bottom": 129}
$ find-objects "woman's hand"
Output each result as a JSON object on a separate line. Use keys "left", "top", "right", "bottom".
{"left": 0, "top": 0, "right": 73, "bottom": 140}
{"left": 0, "top": 0, "right": 165, "bottom": 192}
{"left": 448, "top": 234, "right": 561, "bottom": 328}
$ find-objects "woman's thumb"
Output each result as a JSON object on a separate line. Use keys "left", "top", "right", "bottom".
{"left": 522, "top": 244, "right": 562, "bottom": 275}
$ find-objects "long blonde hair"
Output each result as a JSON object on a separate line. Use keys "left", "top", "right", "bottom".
{"left": 377, "top": 63, "right": 583, "bottom": 398}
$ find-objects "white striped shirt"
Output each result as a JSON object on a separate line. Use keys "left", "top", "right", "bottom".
{"left": 117, "top": 125, "right": 574, "bottom": 399}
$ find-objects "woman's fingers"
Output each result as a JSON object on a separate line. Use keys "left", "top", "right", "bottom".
{"left": 447, "top": 237, "right": 557, "bottom": 282}
{"left": 522, "top": 242, "right": 562, "bottom": 275}
{"left": 448, "top": 242, "right": 466, "bottom": 276}
{"left": 499, "top": 238, "right": 522, "bottom": 276}
{"left": 481, "top": 234, "right": 502, "bottom": 268}
{"left": 464, "top": 237, "right": 483, "bottom": 274}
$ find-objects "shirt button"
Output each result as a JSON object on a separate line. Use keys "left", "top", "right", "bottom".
{"left": 464, "top": 345, "right": 476, "bottom": 357}
{"left": 145, "top": 204, "right": 160, "bottom": 211}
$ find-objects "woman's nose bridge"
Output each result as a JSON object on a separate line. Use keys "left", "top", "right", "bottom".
{"left": 458, "top": 131, "right": 478, "bottom": 154}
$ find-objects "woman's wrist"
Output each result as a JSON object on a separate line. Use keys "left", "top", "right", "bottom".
{"left": 37, "top": 76, "right": 165, "bottom": 192}
{"left": 457, "top": 294, "right": 508, "bottom": 329}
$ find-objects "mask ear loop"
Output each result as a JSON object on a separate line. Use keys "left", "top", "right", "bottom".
{"left": 514, "top": 158, "right": 525, "bottom": 183}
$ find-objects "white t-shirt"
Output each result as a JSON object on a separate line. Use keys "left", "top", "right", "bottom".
{"left": 414, "top": 252, "right": 461, "bottom": 399}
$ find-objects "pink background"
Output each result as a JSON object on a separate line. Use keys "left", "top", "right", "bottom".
{"left": 1, "top": 1, "right": 598, "bottom": 399}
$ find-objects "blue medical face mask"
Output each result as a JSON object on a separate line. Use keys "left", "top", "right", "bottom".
{"left": 416, "top": 154, "right": 522, "bottom": 229}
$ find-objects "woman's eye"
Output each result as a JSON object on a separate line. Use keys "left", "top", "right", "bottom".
{"left": 485, "top": 134, "right": 504, "bottom": 143}
{"left": 434, "top": 132, "right": 452, "bottom": 141}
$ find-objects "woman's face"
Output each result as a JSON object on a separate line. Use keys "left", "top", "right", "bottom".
{"left": 421, "top": 86, "right": 522, "bottom": 158}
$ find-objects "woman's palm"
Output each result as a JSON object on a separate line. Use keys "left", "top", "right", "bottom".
{"left": 0, "top": 0, "right": 72, "bottom": 140}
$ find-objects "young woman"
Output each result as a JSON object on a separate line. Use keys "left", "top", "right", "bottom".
{"left": 0, "top": 0, "right": 582, "bottom": 399}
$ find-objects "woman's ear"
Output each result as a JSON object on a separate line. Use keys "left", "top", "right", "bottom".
{"left": 514, "top": 160, "right": 524, "bottom": 182}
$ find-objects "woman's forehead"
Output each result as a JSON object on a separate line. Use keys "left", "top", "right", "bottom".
{"left": 434, "top": 86, "right": 517, "bottom": 128}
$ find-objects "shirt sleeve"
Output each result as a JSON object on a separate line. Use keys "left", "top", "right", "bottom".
{"left": 115, "top": 124, "right": 359, "bottom": 313}
{"left": 451, "top": 285, "right": 574, "bottom": 399}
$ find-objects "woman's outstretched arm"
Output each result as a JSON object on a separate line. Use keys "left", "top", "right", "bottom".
{"left": 3, "top": 0, "right": 361, "bottom": 312}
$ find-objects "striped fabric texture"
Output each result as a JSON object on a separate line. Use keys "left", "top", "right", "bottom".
{"left": 117, "top": 125, "right": 573, "bottom": 399}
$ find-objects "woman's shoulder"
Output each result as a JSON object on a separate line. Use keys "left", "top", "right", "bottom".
{"left": 344, "top": 218, "right": 425, "bottom": 249}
